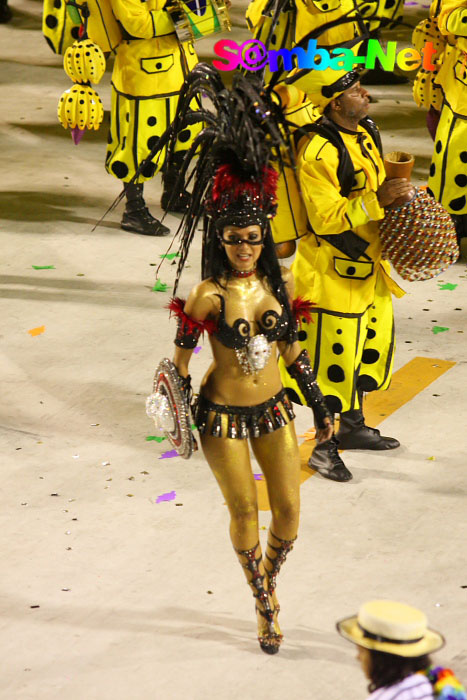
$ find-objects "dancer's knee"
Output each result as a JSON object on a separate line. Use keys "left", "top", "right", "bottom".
{"left": 271, "top": 499, "right": 299, "bottom": 531}
{"left": 229, "top": 499, "right": 258, "bottom": 530}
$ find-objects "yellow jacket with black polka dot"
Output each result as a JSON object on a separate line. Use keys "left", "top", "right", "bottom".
{"left": 246, "top": 0, "right": 362, "bottom": 50}
{"left": 110, "top": 0, "right": 197, "bottom": 98}
{"left": 291, "top": 125, "right": 405, "bottom": 315}
{"left": 435, "top": 0, "right": 467, "bottom": 116}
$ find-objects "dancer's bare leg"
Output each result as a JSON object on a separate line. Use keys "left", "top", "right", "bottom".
{"left": 251, "top": 420, "right": 301, "bottom": 608}
{"left": 200, "top": 429, "right": 281, "bottom": 652}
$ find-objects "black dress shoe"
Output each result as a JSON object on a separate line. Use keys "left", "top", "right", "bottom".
{"left": 121, "top": 207, "right": 170, "bottom": 236}
{"left": 308, "top": 437, "right": 353, "bottom": 482}
{"left": 337, "top": 424, "right": 400, "bottom": 450}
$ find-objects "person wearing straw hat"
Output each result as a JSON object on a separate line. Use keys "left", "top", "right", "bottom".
{"left": 277, "top": 67, "right": 414, "bottom": 482}
{"left": 336, "top": 600, "right": 466, "bottom": 699}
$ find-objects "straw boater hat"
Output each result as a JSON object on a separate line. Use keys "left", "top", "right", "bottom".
{"left": 336, "top": 600, "right": 445, "bottom": 657}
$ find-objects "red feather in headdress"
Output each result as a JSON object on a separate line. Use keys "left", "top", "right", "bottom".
{"left": 211, "top": 164, "right": 278, "bottom": 206}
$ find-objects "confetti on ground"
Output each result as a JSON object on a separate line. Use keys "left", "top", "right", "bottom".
{"left": 159, "top": 253, "right": 180, "bottom": 260}
{"left": 101, "top": 461, "right": 110, "bottom": 466}
{"left": 28, "top": 326, "right": 45, "bottom": 336}
{"left": 254, "top": 473, "right": 263, "bottom": 481}
{"left": 427, "top": 456, "right": 436, "bottom": 461}
{"left": 127, "top": 494, "right": 134, "bottom": 497}
{"left": 156, "top": 490, "right": 176, "bottom": 503}
{"left": 193, "top": 346, "right": 202, "bottom": 354}
{"left": 146, "top": 435, "right": 166, "bottom": 443}
{"left": 438, "top": 283, "right": 458, "bottom": 290}
{"left": 152, "top": 280, "right": 168, "bottom": 292}
{"left": 32, "top": 265, "right": 55, "bottom": 270}
{"left": 159, "top": 449, "right": 178, "bottom": 459}
{"left": 432, "top": 326, "right": 449, "bottom": 334}
{"left": 299, "top": 428, "right": 316, "bottom": 441}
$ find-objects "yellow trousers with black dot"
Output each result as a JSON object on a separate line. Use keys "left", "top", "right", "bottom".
{"left": 428, "top": 101, "right": 467, "bottom": 215}
{"left": 105, "top": 87, "right": 200, "bottom": 183}
{"left": 280, "top": 273, "right": 395, "bottom": 414}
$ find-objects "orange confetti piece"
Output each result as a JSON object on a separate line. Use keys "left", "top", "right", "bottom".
{"left": 298, "top": 428, "right": 316, "bottom": 442}
{"left": 28, "top": 326, "right": 45, "bottom": 336}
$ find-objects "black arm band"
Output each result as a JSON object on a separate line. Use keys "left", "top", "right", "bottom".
{"left": 174, "top": 317, "right": 202, "bottom": 349}
{"left": 286, "top": 350, "right": 332, "bottom": 429}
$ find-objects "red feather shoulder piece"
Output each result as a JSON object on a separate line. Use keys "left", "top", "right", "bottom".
{"left": 167, "top": 297, "right": 218, "bottom": 336}
{"left": 292, "top": 297, "right": 315, "bottom": 325}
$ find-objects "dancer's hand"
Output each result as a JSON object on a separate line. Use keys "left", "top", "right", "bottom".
{"left": 316, "top": 417, "right": 333, "bottom": 443}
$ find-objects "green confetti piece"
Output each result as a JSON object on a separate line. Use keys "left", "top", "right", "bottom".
{"left": 432, "top": 326, "right": 449, "bottom": 334}
{"left": 32, "top": 265, "right": 55, "bottom": 270}
{"left": 146, "top": 435, "right": 166, "bottom": 443}
{"left": 191, "top": 424, "right": 197, "bottom": 431}
{"left": 159, "top": 253, "right": 180, "bottom": 260}
{"left": 438, "top": 283, "right": 458, "bottom": 290}
{"left": 152, "top": 280, "right": 168, "bottom": 292}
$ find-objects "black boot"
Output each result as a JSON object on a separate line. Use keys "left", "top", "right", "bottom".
{"left": 336, "top": 408, "right": 400, "bottom": 450}
{"left": 0, "top": 0, "right": 11, "bottom": 22}
{"left": 121, "top": 183, "right": 170, "bottom": 236}
{"left": 308, "top": 436, "right": 353, "bottom": 482}
{"left": 160, "top": 152, "right": 191, "bottom": 214}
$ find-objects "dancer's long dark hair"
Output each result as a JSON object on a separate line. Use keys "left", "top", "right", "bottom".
{"left": 140, "top": 63, "right": 297, "bottom": 343}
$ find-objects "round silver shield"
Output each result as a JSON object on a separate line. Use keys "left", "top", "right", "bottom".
{"left": 147, "top": 358, "right": 194, "bottom": 459}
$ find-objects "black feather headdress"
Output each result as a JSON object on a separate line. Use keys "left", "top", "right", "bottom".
{"left": 143, "top": 62, "right": 295, "bottom": 297}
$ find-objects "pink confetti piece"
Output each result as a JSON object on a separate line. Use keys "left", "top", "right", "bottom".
{"left": 156, "top": 490, "right": 176, "bottom": 503}
{"left": 159, "top": 449, "right": 178, "bottom": 459}
{"left": 254, "top": 473, "right": 263, "bottom": 481}
{"left": 193, "top": 346, "right": 202, "bottom": 354}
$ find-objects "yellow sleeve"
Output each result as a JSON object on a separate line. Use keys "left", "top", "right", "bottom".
{"left": 438, "top": 0, "right": 467, "bottom": 36}
{"left": 299, "top": 140, "right": 385, "bottom": 236}
{"left": 111, "top": 0, "right": 174, "bottom": 38}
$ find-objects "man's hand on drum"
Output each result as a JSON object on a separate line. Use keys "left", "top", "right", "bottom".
{"left": 377, "top": 178, "right": 415, "bottom": 207}
{"left": 316, "top": 417, "right": 333, "bottom": 444}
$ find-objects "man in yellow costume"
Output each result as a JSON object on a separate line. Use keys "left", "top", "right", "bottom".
{"left": 427, "top": 0, "right": 467, "bottom": 241}
{"left": 105, "top": 0, "right": 199, "bottom": 236}
{"left": 278, "top": 68, "right": 414, "bottom": 482}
